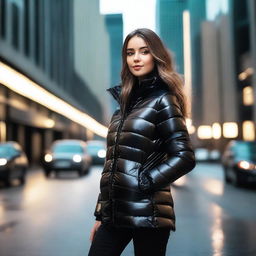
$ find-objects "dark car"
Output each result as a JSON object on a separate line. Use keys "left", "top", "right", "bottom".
{"left": 0, "top": 141, "right": 28, "bottom": 186}
{"left": 222, "top": 140, "right": 256, "bottom": 187}
{"left": 86, "top": 140, "right": 106, "bottom": 165}
{"left": 195, "top": 147, "right": 220, "bottom": 162}
{"left": 43, "top": 139, "right": 92, "bottom": 177}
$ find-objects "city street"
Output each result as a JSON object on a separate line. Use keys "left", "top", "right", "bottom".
{"left": 0, "top": 163, "right": 256, "bottom": 256}
{"left": 1, "top": 1, "right": 255, "bottom": 256}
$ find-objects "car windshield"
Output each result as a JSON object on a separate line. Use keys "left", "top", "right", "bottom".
{"left": 87, "top": 144, "right": 105, "bottom": 153}
{"left": 234, "top": 142, "right": 256, "bottom": 160}
{"left": 53, "top": 144, "right": 83, "bottom": 154}
{"left": 0, "top": 145, "right": 18, "bottom": 157}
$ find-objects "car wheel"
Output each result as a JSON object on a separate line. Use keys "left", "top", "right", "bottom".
{"left": 19, "top": 168, "right": 27, "bottom": 185}
{"left": 19, "top": 174, "right": 26, "bottom": 185}
{"left": 223, "top": 167, "right": 231, "bottom": 183}
{"left": 78, "top": 169, "right": 84, "bottom": 177}
{"left": 84, "top": 167, "right": 90, "bottom": 174}
{"left": 232, "top": 172, "right": 242, "bottom": 187}
{"left": 4, "top": 175, "right": 11, "bottom": 187}
{"left": 44, "top": 170, "right": 51, "bottom": 178}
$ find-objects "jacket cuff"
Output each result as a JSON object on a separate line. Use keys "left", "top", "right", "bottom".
{"left": 94, "top": 195, "right": 102, "bottom": 221}
{"left": 95, "top": 215, "right": 102, "bottom": 221}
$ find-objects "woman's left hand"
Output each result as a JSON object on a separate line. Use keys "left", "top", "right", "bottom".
{"left": 89, "top": 221, "right": 101, "bottom": 242}
{"left": 138, "top": 170, "right": 152, "bottom": 192}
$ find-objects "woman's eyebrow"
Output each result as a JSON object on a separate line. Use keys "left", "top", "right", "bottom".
{"left": 126, "top": 46, "right": 148, "bottom": 51}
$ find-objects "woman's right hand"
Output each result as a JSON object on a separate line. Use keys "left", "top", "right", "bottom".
{"left": 89, "top": 221, "right": 101, "bottom": 242}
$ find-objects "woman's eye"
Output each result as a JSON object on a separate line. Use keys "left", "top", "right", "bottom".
{"left": 126, "top": 52, "right": 134, "bottom": 56}
{"left": 141, "top": 50, "right": 149, "bottom": 55}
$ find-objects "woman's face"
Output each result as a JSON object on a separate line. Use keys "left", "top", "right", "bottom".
{"left": 126, "top": 36, "right": 154, "bottom": 79}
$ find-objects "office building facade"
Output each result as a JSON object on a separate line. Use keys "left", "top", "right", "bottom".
{"left": 104, "top": 14, "right": 123, "bottom": 112}
{"left": 156, "top": 0, "right": 256, "bottom": 150}
{"left": 0, "top": 0, "right": 109, "bottom": 163}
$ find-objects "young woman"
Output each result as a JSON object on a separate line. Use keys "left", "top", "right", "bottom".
{"left": 88, "top": 28, "right": 196, "bottom": 256}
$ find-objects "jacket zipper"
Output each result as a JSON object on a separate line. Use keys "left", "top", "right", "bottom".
{"left": 108, "top": 95, "right": 143, "bottom": 224}
{"left": 109, "top": 109, "right": 127, "bottom": 223}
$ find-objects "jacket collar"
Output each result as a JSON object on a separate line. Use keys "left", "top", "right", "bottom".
{"left": 106, "top": 84, "right": 122, "bottom": 105}
{"left": 106, "top": 72, "right": 167, "bottom": 105}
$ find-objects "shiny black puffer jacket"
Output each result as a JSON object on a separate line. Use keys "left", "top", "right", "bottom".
{"left": 94, "top": 76, "right": 195, "bottom": 230}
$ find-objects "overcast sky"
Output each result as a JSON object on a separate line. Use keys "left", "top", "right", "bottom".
{"left": 100, "top": 0, "right": 156, "bottom": 39}
{"left": 100, "top": 0, "right": 230, "bottom": 37}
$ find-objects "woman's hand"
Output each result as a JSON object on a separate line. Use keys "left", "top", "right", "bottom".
{"left": 89, "top": 221, "right": 101, "bottom": 242}
{"left": 138, "top": 170, "right": 152, "bottom": 192}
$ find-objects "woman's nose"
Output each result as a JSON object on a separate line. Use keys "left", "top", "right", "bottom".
{"left": 133, "top": 52, "right": 140, "bottom": 62}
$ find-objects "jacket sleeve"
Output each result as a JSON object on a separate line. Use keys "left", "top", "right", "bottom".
{"left": 94, "top": 193, "right": 102, "bottom": 221}
{"left": 139, "top": 93, "right": 196, "bottom": 192}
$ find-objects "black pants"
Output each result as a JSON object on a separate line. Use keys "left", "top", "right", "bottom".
{"left": 88, "top": 223, "right": 171, "bottom": 256}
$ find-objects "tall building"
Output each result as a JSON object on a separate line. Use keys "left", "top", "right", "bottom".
{"left": 187, "top": 0, "right": 206, "bottom": 128}
{"left": 230, "top": 0, "right": 254, "bottom": 140}
{"left": 0, "top": 0, "right": 109, "bottom": 163}
{"left": 105, "top": 14, "right": 123, "bottom": 112}
{"left": 248, "top": 0, "right": 256, "bottom": 123}
{"left": 156, "top": 0, "right": 256, "bottom": 150}
{"left": 156, "top": 0, "right": 188, "bottom": 74}
{"left": 73, "top": 0, "right": 111, "bottom": 125}
{"left": 198, "top": 0, "right": 255, "bottom": 148}
{"left": 156, "top": 0, "right": 206, "bottom": 126}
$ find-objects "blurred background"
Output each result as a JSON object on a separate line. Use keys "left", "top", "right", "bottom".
{"left": 0, "top": 0, "right": 256, "bottom": 256}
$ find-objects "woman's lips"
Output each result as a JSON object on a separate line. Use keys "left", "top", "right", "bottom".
{"left": 133, "top": 65, "right": 143, "bottom": 71}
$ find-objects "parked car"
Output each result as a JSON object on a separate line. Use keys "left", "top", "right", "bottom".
{"left": 43, "top": 139, "right": 92, "bottom": 177}
{"left": 195, "top": 147, "right": 220, "bottom": 162}
{"left": 222, "top": 140, "right": 256, "bottom": 187}
{"left": 86, "top": 140, "right": 106, "bottom": 165}
{"left": 0, "top": 141, "right": 28, "bottom": 186}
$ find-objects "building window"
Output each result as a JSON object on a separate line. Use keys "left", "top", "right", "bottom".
{"left": 34, "top": 0, "right": 40, "bottom": 65}
{"left": 40, "top": 0, "right": 45, "bottom": 69}
{"left": 11, "top": 2, "right": 19, "bottom": 49}
{"left": 24, "top": 0, "right": 30, "bottom": 56}
{"left": 223, "top": 122, "right": 238, "bottom": 138}
{"left": 206, "top": 0, "right": 229, "bottom": 21}
{"left": 0, "top": 0, "right": 6, "bottom": 38}
{"left": 243, "top": 86, "right": 254, "bottom": 106}
{"left": 242, "top": 121, "right": 255, "bottom": 141}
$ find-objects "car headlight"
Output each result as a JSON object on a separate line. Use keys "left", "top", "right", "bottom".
{"left": 0, "top": 158, "right": 7, "bottom": 166}
{"left": 73, "top": 154, "right": 82, "bottom": 163}
{"left": 97, "top": 149, "right": 106, "bottom": 158}
{"left": 44, "top": 154, "right": 53, "bottom": 162}
{"left": 237, "top": 160, "right": 255, "bottom": 170}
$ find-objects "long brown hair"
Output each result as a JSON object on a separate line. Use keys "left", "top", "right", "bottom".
{"left": 120, "top": 28, "right": 188, "bottom": 117}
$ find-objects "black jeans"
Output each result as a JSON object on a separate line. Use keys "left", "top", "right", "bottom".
{"left": 88, "top": 223, "right": 171, "bottom": 256}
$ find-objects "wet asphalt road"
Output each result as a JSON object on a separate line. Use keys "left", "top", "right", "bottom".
{"left": 0, "top": 163, "right": 256, "bottom": 256}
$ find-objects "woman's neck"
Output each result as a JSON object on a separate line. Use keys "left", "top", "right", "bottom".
{"left": 138, "top": 68, "right": 159, "bottom": 85}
